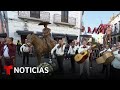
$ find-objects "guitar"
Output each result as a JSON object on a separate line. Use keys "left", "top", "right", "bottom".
{"left": 74, "top": 44, "right": 96, "bottom": 63}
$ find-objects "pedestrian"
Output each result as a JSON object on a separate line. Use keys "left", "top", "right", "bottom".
{"left": 20, "top": 42, "right": 30, "bottom": 65}
{"left": 78, "top": 39, "right": 91, "bottom": 78}
{"left": 68, "top": 40, "right": 76, "bottom": 73}
{"left": 0, "top": 37, "right": 16, "bottom": 78}
{"left": 51, "top": 39, "right": 66, "bottom": 73}
{"left": 17, "top": 40, "right": 22, "bottom": 56}
{"left": 0, "top": 41, "right": 3, "bottom": 74}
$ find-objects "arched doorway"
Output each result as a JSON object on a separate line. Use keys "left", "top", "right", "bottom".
{"left": 117, "top": 36, "right": 120, "bottom": 42}
{"left": 113, "top": 37, "right": 116, "bottom": 44}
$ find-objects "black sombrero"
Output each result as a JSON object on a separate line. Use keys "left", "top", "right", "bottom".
{"left": 38, "top": 21, "right": 51, "bottom": 25}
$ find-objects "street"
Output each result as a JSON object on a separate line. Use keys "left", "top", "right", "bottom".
{"left": 0, "top": 54, "right": 107, "bottom": 79}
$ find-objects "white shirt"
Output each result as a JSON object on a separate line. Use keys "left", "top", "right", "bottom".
{"left": 111, "top": 50, "right": 120, "bottom": 69}
{"left": 78, "top": 45, "right": 90, "bottom": 53}
{"left": 51, "top": 44, "right": 66, "bottom": 55}
{"left": 3, "top": 45, "right": 10, "bottom": 58}
{"left": 68, "top": 45, "right": 76, "bottom": 55}
{"left": 75, "top": 45, "right": 79, "bottom": 50}
{"left": 20, "top": 44, "right": 30, "bottom": 53}
{"left": 100, "top": 48, "right": 112, "bottom": 54}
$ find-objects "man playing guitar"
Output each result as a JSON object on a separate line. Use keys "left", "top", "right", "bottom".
{"left": 111, "top": 42, "right": 120, "bottom": 79}
{"left": 78, "top": 39, "right": 91, "bottom": 78}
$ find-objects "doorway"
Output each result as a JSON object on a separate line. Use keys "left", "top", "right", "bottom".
{"left": 21, "top": 35, "right": 27, "bottom": 44}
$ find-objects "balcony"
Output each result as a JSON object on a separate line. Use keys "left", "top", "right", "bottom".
{"left": 53, "top": 14, "right": 76, "bottom": 26}
{"left": 18, "top": 11, "right": 50, "bottom": 22}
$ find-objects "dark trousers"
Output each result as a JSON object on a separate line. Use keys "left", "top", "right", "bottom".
{"left": 56, "top": 55, "right": 64, "bottom": 73}
{"left": 0, "top": 59, "right": 3, "bottom": 74}
{"left": 23, "top": 52, "right": 29, "bottom": 65}
{"left": 102, "top": 64, "right": 110, "bottom": 79}
{"left": 17, "top": 46, "right": 21, "bottom": 56}
{"left": 110, "top": 65, "right": 120, "bottom": 80}
{"left": 102, "top": 64, "right": 107, "bottom": 72}
{"left": 89, "top": 53, "right": 93, "bottom": 67}
{"left": 70, "top": 55, "right": 75, "bottom": 72}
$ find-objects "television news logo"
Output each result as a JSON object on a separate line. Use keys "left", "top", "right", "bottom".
{"left": 4, "top": 65, "right": 49, "bottom": 75}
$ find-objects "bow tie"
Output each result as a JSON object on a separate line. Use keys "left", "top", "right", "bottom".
{"left": 118, "top": 51, "right": 120, "bottom": 54}
{"left": 82, "top": 45, "right": 87, "bottom": 48}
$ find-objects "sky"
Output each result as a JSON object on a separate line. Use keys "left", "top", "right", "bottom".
{"left": 83, "top": 11, "right": 120, "bottom": 31}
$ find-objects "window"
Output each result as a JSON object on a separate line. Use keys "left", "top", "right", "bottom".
{"left": 114, "top": 23, "right": 117, "bottom": 33}
{"left": 61, "top": 11, "right": 68, "bottom": 23}
{"left": 30, "top": 11, "right": 40, "bottom": 18}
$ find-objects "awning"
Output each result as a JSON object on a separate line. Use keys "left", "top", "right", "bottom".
{"left": 35, "top": 32, "right": 51, "bottom": 36}
{"left": 52, "top": 33, "right": 65, "bottom": 38}
{"left": 66, "top": 34, "right": 78, "bottom": 40}
{"left": 0, "top": 33, "right": 7, "bottom": 38}
{"left": 80, "top": 35, "right": 92, "bottom": 38}
{"left": 35, "top": 32, "right": 43, "bottom": 36}
{"left": 16, "top": 30, "right": 34, "bottom": 35}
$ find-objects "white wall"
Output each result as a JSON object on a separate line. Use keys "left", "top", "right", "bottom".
{"left": 7, "top": 11, "right": 83, "bottom": 44}
{"left": 110, "top": 14, "right": 120, "bottom": 33}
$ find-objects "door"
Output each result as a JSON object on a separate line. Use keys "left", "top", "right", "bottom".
{"left": 21, "top": 35, "right": 27, "bottom": 44}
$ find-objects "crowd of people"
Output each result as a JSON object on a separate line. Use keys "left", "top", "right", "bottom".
{"left": 0, "top": 36, "right": 120, "bottom": 79}
{"left": 50, "top": 38, "right": 120, "bottom": 79}
{"left": 0, "top": 22, "right": 120, "bottom": 80}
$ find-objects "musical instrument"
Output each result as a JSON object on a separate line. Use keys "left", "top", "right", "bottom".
{"left": 96, "top": 47, "right": 118, "bottom": 64}
{"left": 103, "top": 51, "right": 114, "bottom": 64}
{"left": 74, "top": 44, "right": 96, "bottom": 63}
{"left": 96, "top": 56, "right": 105, "bottom": 64}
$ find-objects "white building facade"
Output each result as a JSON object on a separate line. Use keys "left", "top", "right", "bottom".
{"left": 6, "top": 11, "right": 83, "bottom": 44}
{"left": 109, "top": 13, "right": 120, "bottom": 44}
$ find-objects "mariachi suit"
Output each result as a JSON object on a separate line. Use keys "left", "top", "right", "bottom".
{"left": 68, "top": 45, "right": 77, "bottom": 72}
{"left": 78, "top": 45, "right": 90, "bottom": 77}
{"left": 51, "top": 44, "right": 66, "bottom": 73}
{"left": 100, "top": 48, "right": 112, "bottom": 75}
{"left": 111, "top": 49, "right": 120, "bottom": 79}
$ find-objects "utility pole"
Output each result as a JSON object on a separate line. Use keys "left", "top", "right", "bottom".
{"left": 79, "top": 11, "right": 84, "bottom": 45}
{"left": 0, "top": 11, "right": 4, "bottom": 33}
{"left": 3, "top": 11, "right": 9, "bottom": 37}
{"left": 79, "top": 11, "right": 84, "bottom": 76}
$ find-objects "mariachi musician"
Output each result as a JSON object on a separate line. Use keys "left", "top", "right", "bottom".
{"left": 99, "top": 44, "right": 113, "bottom": 79}
{"left": 78, "top": 39, "right": 91, "bottom": 78}
{"left": 100, "top": 45, "right": 112, "bottom": 74}
{"left": 111, "top": 42, "right": 120, "bottom": 79}
{"left": 68, "top": 40, "right": 77, "bottom": 73}
{"left": 51, "top": 39, "right": 66, "bottom": 73}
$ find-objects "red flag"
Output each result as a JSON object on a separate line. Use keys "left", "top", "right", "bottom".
{"left": 81, "top": 26, "right": 85, "bottom": 32}
{"left": 88, "top": 27, "right": 91, "bottom": 33}
{"left": 92, "top": 27, "right": 97, "bottom": 34}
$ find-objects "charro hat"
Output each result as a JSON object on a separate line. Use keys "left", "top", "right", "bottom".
{"left": 38, "top": 21, "right": 51, "bottom": 25}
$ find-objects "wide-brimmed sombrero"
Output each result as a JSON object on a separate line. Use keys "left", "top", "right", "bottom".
{"left": 38, "top": 21, "right": 51, "bottom": 25}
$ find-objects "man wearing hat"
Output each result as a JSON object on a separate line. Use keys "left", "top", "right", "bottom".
{"left": 39, "top": 22, "right": 56, "bottom": 51}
